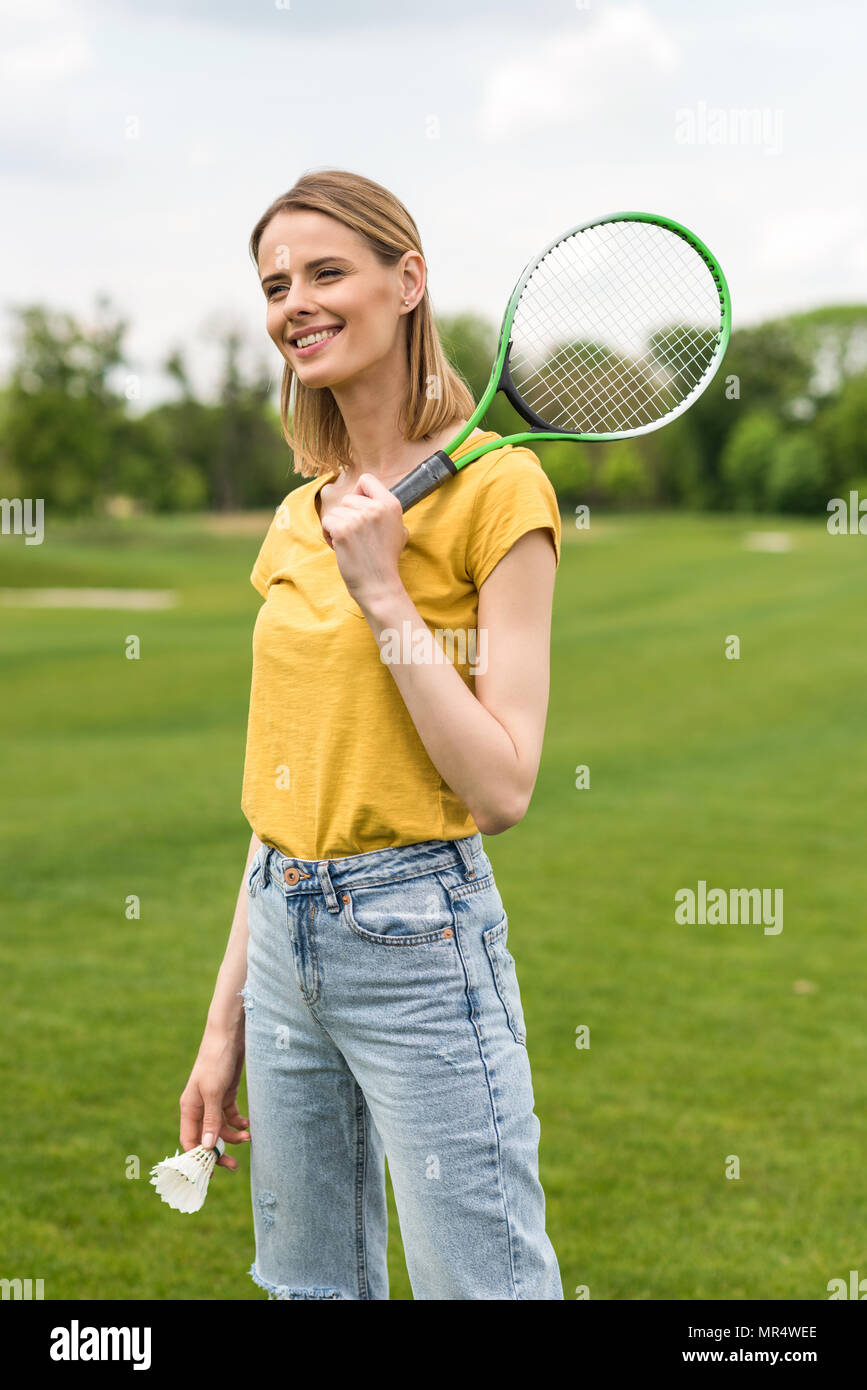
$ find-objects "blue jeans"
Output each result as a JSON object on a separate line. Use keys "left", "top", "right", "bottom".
{"left": 241, "top": 830, "right": 563, "bottom": 1300}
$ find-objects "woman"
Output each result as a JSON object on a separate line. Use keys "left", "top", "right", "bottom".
{"left": 180, "top": 169, "right": 564, "bottom": 1300}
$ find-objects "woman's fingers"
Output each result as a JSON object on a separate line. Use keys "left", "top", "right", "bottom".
{"left": 218, "top": 1113, "right": 251, "bottom": 1143}
{"left": 224, "top": 1102, "right": 250, "bottom": 1131}
{"left": 179, "top": 1087, "right": 250, "bottom": 1166}
{"left": 179, "top": 1094, "right": 204, "bottom": 1153}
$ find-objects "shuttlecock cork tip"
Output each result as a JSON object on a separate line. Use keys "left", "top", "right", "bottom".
{"left": 149, "top": 1138, "right": 226, "bottom": 1213}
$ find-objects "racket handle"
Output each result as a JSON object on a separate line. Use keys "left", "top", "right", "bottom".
{"left": 389, "top": 450, "right": 457, "bottom": 512}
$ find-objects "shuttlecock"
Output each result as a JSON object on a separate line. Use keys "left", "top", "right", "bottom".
{"left": 149, "top": 1138, "right": 225, "bottom": 1213}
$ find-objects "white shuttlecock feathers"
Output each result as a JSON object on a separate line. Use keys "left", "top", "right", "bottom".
{"left": 149, "top": 1138, "right": 225, "bottom": 1213}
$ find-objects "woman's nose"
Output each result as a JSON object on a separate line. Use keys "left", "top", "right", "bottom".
{"left": 282, "top": 280, "right": 316, "bottom": 323}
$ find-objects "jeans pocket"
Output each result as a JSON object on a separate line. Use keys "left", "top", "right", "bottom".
{"left": 482, "top": 915, "right": 527, "bottom": 1044}
{"left": 342, "top": 871, "right": 455, "bottom": 945}
{"left": 247, "top": 850, "right": 265, "bottom": 898}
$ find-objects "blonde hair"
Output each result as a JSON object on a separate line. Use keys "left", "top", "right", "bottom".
{"left": 248, "top": 168, "right": 476, "bottom": 477}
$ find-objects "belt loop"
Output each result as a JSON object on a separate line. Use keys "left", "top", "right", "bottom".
{"left": 316, "top": 861, "right": 339, "bottom": 912}
{"left": 454, "top": 835, "right": 476, "bottom": 880}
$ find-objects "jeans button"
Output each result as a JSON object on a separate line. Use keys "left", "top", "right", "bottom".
{"left": 284, "top": 867, "right": 300, "bottom": 885}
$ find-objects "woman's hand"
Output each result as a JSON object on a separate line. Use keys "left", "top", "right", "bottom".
{"left": 179, "top": 1028, "right": 250, "bottom": 1171}
{"left": 320, "top": 472, "right": 409, "bottom": 607}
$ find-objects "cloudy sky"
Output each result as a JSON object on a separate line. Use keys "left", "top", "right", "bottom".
{"left": 2, "top": 0, "right": 864, "bottom": 404}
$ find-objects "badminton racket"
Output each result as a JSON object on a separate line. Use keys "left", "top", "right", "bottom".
{"left": 390, "top": 211, "right": 731, "bottom": 511}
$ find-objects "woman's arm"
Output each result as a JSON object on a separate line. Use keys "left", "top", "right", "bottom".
{"left": 357, "top": 528, "right": 557, "bottom": 835}
{"left": 179, "top": 829, "right": 261, "bottom": 1167}
{"left": 205, "top": 829, "right": 261, "bottom": 1035}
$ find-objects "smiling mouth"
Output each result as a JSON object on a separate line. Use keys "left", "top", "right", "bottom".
{"left": 290, "top": 326, "right": 344, "bottom": 352}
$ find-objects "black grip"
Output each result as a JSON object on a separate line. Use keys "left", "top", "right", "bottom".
{"left": 389, "top": 450, "right": 457, "bottom": 513}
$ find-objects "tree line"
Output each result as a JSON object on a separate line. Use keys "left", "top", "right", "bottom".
{"left": 1, "top": 294, "right": 865, "bottom": 515}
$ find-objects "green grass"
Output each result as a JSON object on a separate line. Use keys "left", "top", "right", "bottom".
{"left": 1, "top": 509, "right": 865, "bottom": 1300}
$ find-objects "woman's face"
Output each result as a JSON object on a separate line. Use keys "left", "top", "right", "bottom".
{"left": 258, "top": 208, "right": 422, "bottom": 388}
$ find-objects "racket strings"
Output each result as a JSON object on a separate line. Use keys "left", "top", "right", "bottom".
{"left": 514, "top": 267, "right": 717, "bottom": 428}
{"left": 512, "top": 257, "right": 719, "bottom": 429}
{"left": 545, "top": 320, "right": 712, "bottom": 433}
{"left": 508, "top": 219, "right": 724, "bottom": 434}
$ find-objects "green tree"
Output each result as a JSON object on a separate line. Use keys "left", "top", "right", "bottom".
{"left": 815, "top": 370, "right": 867, "bottom": 494}
{"left": 720, "top": 411, "right": 783, "bottom": 512}
{"left": 534, "top": 439, "right": 593, "bottom": 508}
{"left": 435, "top": 310, "right": 520, "bottom": 438}
{"left": 154, "top": 335, "right": 295, "bottom": 511}
{"left": 598, "top": 440, "right": 653, "bottom": 508}
{"left": 3, "top": 297, "right": 130, "bottom": 514}
{"left": 437, "top": 312, "right": 495, "bottom": 400}
{"left": 642, "top": 415, "right": 709, "bottom": 509}
{"left": 766, "top": 431, "right": 829, "bottom": 513}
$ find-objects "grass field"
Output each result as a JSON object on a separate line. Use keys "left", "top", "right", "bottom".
{"left": 1, "top": 508, "right": 865, "bottom": 1300}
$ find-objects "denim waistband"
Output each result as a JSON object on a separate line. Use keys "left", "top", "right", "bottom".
{"left": 255, "top": 832, "right": 484, "bottom": 910}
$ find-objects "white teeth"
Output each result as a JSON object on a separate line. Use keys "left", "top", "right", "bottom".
{"left": 295, "top": 328, "right": 341, "bottom": 349}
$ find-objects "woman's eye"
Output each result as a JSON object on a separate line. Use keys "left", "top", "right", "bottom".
{"left": 267, "top": 269, "right": 341, "bottom": 299}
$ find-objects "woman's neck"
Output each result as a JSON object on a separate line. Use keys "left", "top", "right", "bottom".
{"left": 328, "top": 354, "right": 468, "bottom": 487}
{"left": 328, "top": 373, "right": 408, "bottom": 483}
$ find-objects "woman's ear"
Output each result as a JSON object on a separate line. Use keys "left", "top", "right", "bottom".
{"left": 398, "top": 250, "right": 425, "bottom": 307}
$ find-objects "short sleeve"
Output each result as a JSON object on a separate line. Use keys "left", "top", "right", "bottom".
{"left": 250, "top": 498, "right": 290, "bottom": 598}
{"left": 465, "top": 448, "right": 561, "bottom": 591}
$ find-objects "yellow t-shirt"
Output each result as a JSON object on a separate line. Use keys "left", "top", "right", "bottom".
{"left": 241, "top": 430, "right": 561, "bottom": 860}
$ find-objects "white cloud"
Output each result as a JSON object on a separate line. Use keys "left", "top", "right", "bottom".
{"left": 0, "top": 35, "right": 91, "bottom": 81}
{"left": 184, "top": 142, "right": 222, "bottom": 170}
{"left": 0, "top": 0, "right": 92, "bottom": 81}
{"left": 476, "top": 5, "right": 678, "bottom": 141}
{"left": 0, "top": 0, "right": 864, "bottom": 396}
{"left": 758, "top": 209, "right": 865, "bottom": 275}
